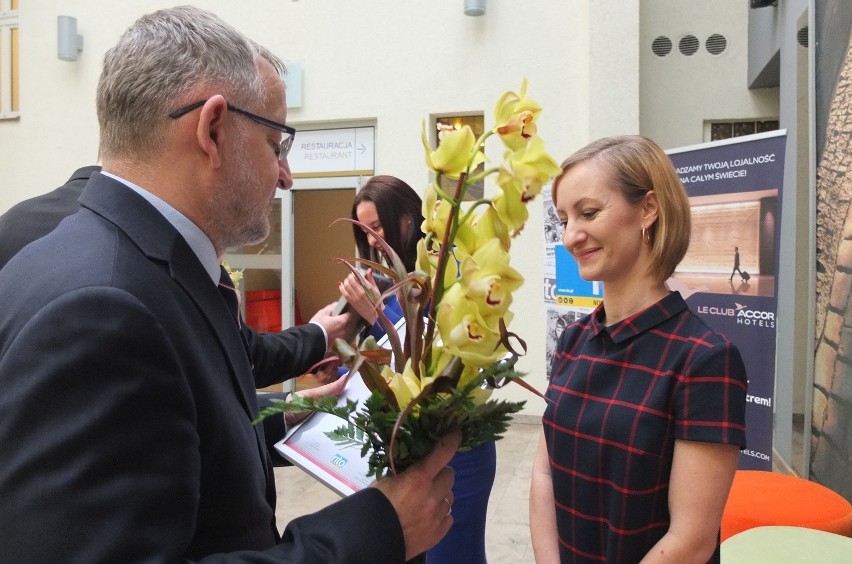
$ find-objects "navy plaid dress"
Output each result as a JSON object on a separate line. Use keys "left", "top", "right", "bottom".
{"left": 543, "top": 291, "right": 747, "bottom": 563}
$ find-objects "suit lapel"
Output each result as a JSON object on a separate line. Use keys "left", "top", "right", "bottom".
{"left": 169, "top": 242, "right": 260, "bottom": 416}
{"left": 79, "top": 173, "right": 260, "bottom": 418}
{"left": 166, "top": 249, "right": 272, "bottom": 503}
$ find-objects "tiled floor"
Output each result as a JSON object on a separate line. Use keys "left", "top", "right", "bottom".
{"left": 274, "top": 413, "right": 804, "bottom": 563}
{"left": 274, "top": 413, "right": 542, "bottom": 563}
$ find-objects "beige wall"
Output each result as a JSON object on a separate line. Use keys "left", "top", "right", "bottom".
{"left": 1, "top": 1, "right": 763, "bottom": 413}
{"left": 640, "top": 0, "right": 780, "bottom": 150}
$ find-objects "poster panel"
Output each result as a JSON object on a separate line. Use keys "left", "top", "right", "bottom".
{"left": 668, "top": 130, "right": 786, "bottom": 470}
{"left": 543, "top": 131, "right": 786, "bottom": 470}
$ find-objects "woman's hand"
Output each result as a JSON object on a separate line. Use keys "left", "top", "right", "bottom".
{"left": 640, "top": 440, "right": 740, "bottom": 563}
{"left": 338, "top": 268, "right": 383, "bottom": 325}
{"left": 530, "top": 430, "right": 560, "bottom": 563}
{"left": 284, "top": 363, "right": 348, "bottom": 427}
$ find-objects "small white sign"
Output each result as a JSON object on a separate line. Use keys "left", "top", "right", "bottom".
{"left": 289, "top": 127, "right": 375, "bottom": 177}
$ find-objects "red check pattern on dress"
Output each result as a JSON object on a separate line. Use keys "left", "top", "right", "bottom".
{"left": 543, "top": 291, "right": 747, "bottom": 563}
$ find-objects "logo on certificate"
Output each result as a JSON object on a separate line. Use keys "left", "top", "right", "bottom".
{"left": 330, "top": 454, "right": 348, "bottom": 468}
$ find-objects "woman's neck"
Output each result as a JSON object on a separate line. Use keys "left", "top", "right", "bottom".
{"left": 602, "top": 280, "right": 669, "bottom": 326}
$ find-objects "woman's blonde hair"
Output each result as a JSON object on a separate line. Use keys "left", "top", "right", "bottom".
{"left": 552, "top": 135, "right": 691, "bottom": 285}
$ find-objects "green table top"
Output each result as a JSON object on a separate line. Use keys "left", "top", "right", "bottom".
{"left": 721, "top": 526, "right": 852, "bottom": 563}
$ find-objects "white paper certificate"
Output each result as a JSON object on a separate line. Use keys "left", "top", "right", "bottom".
{"left": 274, "top": 371, "right": 375, "bottom": 496}
{"left": 274, "top": 318, "right": 407, "bottom": 496}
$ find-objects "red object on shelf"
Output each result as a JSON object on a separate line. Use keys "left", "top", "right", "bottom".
{"left": 245, "top": 289, "right": 282, "bottom": 333}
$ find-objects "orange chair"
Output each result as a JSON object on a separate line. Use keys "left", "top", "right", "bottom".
{"left": 721, "top": 470, "right": 852, "bottom": 542}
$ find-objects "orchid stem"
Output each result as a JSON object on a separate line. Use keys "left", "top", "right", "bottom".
{"left": 458, "top": 198, "right": 493, "bottom": 226}
{"left": 465, "top": 166, "right": 499, "bottom": 185}
{"left": 424, "top": 172, "right": 466, "bottom": 365}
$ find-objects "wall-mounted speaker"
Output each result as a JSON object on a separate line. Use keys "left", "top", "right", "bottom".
{"left": 58, "top": 16, "right": 83, "bottom": 61}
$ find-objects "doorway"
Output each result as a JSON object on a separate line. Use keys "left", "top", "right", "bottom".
{"left": 291, "top": 187, "right": 357, "bottom": 324}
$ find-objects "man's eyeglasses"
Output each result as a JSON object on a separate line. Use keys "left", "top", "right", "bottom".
{"left": 169, "top": 99, "right": 296, "bottom": 160}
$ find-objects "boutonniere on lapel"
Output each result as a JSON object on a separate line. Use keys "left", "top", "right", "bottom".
{"left": 222, "top": 260, "right": 243, "bottom": 291}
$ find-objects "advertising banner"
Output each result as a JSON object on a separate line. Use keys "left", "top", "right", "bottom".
{"left": 669, "top": 131, "right": 786, "bottom": 470}
{"left": 543, "top": 130, "right": 787, "bottom": 470}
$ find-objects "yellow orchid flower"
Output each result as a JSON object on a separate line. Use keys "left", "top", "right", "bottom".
{"left": 459, "top": 239, "right": 524, "bottom": 317}
{"left": 416, "top": 239, "right": 437, "bottom": 277}
{"left": 497, "top": 136, "right": 563, "bottom": 203}
{"left": 431, "top": 350, "right": 494, "bottom": 406}
{"left": 436, "top": 284, "right": 506, "bottom": 368}
{"left": 422, "top": 122, "right": 485, "bottom": 179}
{"left": 382, "top": 359, "right": 431, "bottom": 411}
{"left": 456, "top": 363, "right": 493, "bottom": 404}
{"left": 420, "top": 182, "right": 439, "bottom": 236}
{"left": 479, "top": 206, "right": 511, "bottom": 251}
{"left": 493, "top": 79, "right": 542, "bottom": 151}
{"left": 430, "top": 205, "right": 511, "bottom": 267}
{"left": 430, "top": 348, "right": 455, "bottom": 377}
{"left": 221, "top": 260, "right": 242, "bottom": 290}
{"left": 434, "top": 202, "right": 508, "bottom": 262}
{"left": 446, "top": 207, "right": 481, "bottom": 259}
{"left": 421, "top": 182, "right": 455, "bottom": 241}
{"left": 417, "top": 238, "right": 461, "bottom": 294}
{"left": 467, "top": 383, "right": 494, "bottom": 406}
{"left": 492, "top": 181, "right": 530, "bottom": 237}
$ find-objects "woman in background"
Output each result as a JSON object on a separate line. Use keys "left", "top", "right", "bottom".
{"left": 339, "top": 175, "right": 421, "bottom": 339}
{"left": 340, "top": 175, "right": 496, "bottom": 564}
{"left": 530, "top": 136, "right": 747, "bottom": 563}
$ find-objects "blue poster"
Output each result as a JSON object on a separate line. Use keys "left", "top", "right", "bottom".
{"left": 667, "top": 130, "right": 787, "bottom": 470}
{"left": 554, "top": 246, "right": 602, "bottom": 307}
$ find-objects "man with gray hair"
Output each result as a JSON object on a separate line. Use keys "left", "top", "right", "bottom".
{"left": 0, "top": 6, "right": 458, "bottom": 562}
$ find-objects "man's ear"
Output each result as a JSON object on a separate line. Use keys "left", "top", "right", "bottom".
{"left": 196, "top": 96, "right": 228, "bottom": 169}
{"left": 642, "top": 190, "right": 660, "bottom": 227}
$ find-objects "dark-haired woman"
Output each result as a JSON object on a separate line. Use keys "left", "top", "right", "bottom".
{"left": 340, "top": 175, "right": 496, "bottom": 564}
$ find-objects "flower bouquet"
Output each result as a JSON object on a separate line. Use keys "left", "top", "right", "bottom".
{"left": 256, "top": 80, "right": 561, "bottom": 478}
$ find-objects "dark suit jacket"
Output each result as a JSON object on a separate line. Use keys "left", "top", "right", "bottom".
{"left": 0, "top": 172, "right": 404, "bottom": 562}
{"left": 0, "top": 165, "right": 304, "bottom": 464}
{"left": 0, "top": 165, "right": 102, "bottom": 269}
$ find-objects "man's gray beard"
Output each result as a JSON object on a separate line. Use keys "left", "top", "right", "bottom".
{"left": 210, "top": 188, "right": 271, "bottom": 253}
{"left": 208, "top": 153, "right": 273, "bottom": 252}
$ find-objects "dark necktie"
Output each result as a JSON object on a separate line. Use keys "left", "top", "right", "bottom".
{"left": 218, "top": 266, "right": 253, "bottom": 366}
{"left": 218, "top": 265, "right": 241, "bottom": 326}
{"left": 219, "top": 268, "right": 269, "bottom": 492}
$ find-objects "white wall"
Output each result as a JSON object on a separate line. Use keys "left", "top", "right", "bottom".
{"left": 2, "top": 1, "right": 727, "bottom": 414}
{"left": 590, "top": 1, "right": 640, "bottom": 138}
{"left": 640, "top": 0, "right": 780, "bottom": 149}
{"left": 4, "top": 1, "right": 784, "bottom": 415}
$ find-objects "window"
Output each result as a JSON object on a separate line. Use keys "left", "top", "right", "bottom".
{"left": 708, "top": 119, "right": 779, "bottom": 142}
{"left": 434, "top": 113, "right": 485, "bottom": 200}
{"left": 0, "top": 0, "right": 20, "bottom": 118}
